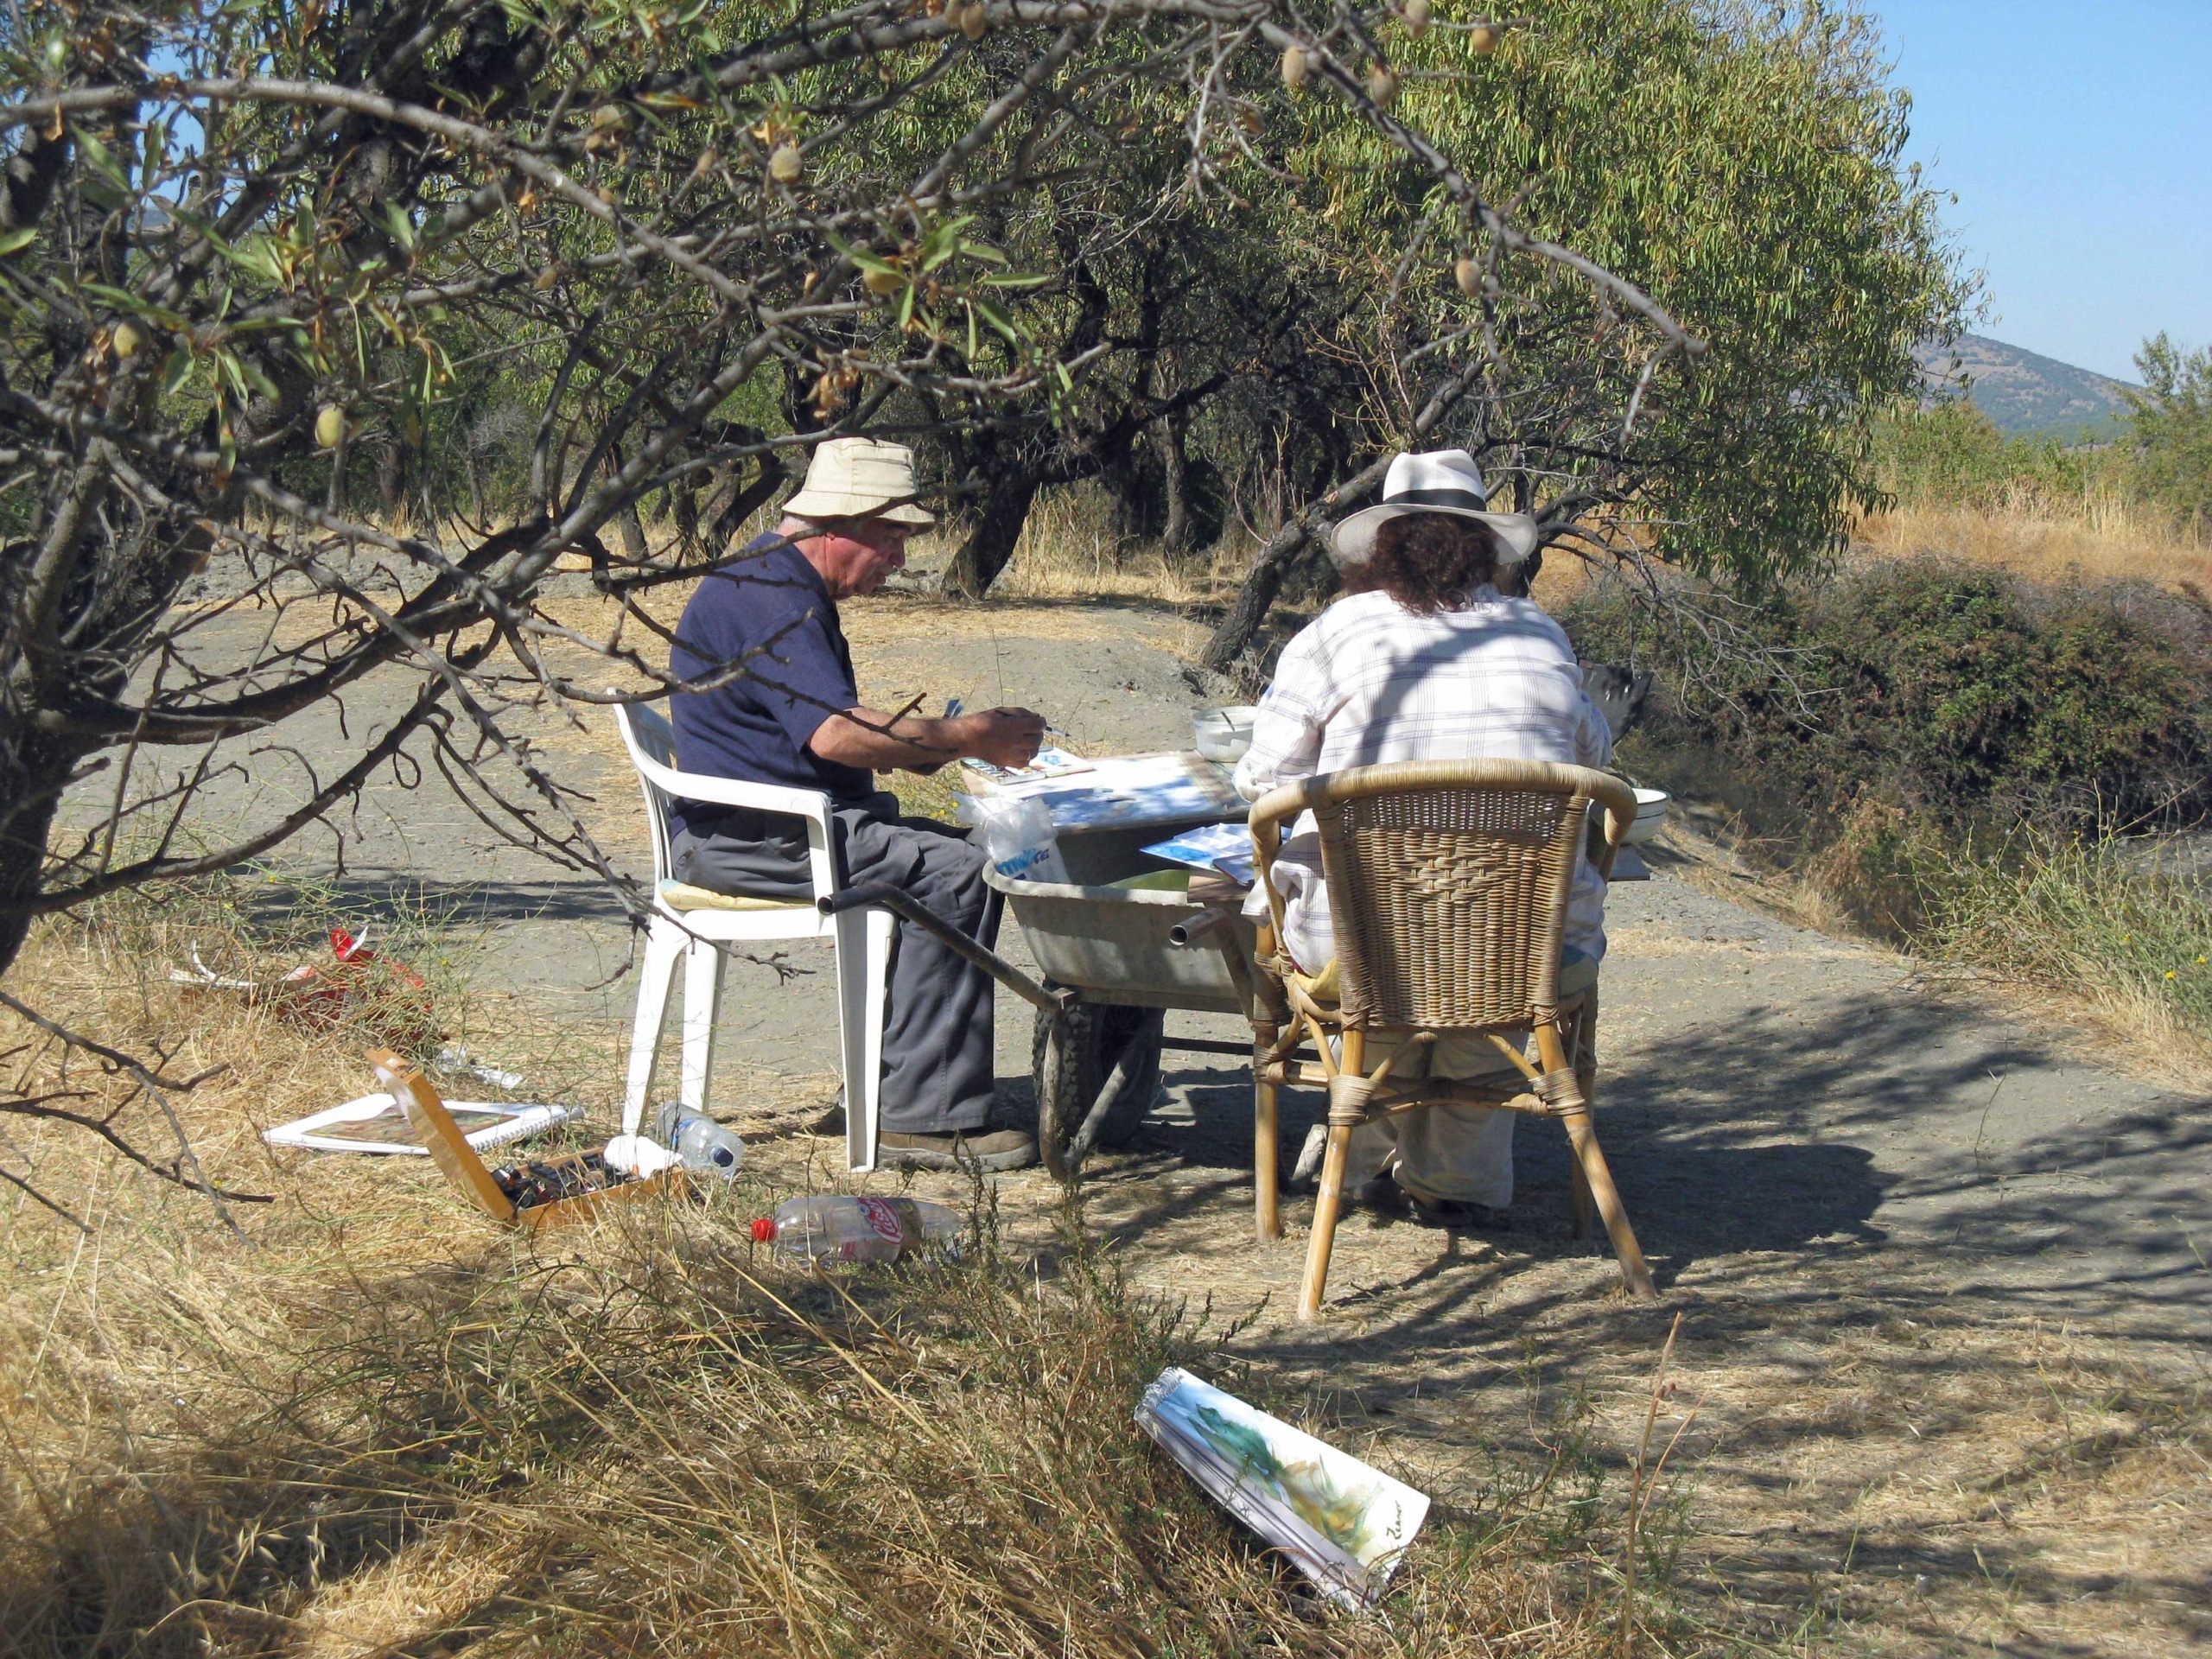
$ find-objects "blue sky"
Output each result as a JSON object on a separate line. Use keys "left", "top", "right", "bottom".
{"left": 1866, "top": 0, "right": 2212, "bottom": 384}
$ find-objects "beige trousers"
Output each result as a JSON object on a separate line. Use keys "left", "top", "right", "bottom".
{"left": 1312, "top": 1031, "right": 1527, "bottom": 1209}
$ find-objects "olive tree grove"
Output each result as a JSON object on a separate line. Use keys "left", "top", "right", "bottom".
{"left": 0, "top": 0, "right": 1731, "bottom": 1199}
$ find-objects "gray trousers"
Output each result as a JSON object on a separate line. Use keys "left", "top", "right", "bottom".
{"left": 671, "top": 795, "right": 995, "bottom": 1135}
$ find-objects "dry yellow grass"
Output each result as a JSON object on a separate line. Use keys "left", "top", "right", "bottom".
{"left": 0, "top": 896, "right": 1674, "bottom": 1658}
{"left": 1856, "top": 498, "right": 2212, "bottom": 592}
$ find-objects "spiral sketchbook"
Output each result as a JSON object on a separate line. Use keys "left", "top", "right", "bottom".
{"left": 1135, "top": 1367, "right": 1428, "bottom": 1609}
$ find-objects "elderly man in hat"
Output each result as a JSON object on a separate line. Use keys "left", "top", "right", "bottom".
{"left": 666, "top": 437, "right": 1047, "bottom": 1170}
{"left": 1233, "top": 448, "right": 1616, "bottom": 1226}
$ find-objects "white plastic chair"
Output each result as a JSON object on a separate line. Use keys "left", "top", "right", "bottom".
{"left": 612, "top": 699, "right": 893, "bottom": 1173}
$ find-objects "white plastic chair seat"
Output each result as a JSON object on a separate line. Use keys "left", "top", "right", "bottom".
{"left": 656, "top": 879, "right": 812, "bottom": 914}
{"left": 613, "top": 697, "right": 893, "bottom": 1173}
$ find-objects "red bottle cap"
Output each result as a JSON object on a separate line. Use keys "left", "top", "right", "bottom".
{"left": 750, "top": 1217, "right": 776, "bottom": 1243}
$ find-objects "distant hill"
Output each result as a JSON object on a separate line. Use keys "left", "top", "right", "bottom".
{"left": 1916, "top": 334, "right": 2139, "bottom": 439}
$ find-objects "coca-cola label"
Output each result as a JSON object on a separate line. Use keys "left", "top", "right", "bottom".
{"left": 854, "top": 1196, "right": 906, "bottom": 1243}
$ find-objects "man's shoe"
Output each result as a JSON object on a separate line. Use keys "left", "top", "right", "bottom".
{"left": 1353, "top": 1173, "right": 1410, "bottom": 1214}
{"left": 1402, "top": 1192, "right": 1510, "bottom": 1230}
{"left": 806, "top": 1104, "right": 847, "bottom": 1138}
{"left": 878, "top": 1129, "right": 1038, "bottom": 1172}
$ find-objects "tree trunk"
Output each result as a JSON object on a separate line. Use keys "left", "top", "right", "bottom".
{"left": 1098, "top": 433, "right": 1148, "bottom": 545}
{"left": 1198, "top": 520, "right": 1309, "bottom": 672}
{"left": 0, "top": 739, "right": 74, "bottom": 976}
{"left": 616, "top": 502, "right": 650, "bottom": 563}
{"left": 377, "top": 438, "right": 405, "bottom": 522}
{"left": 942, "top": 471, "right": 1041, "bottom": 599}
{"left": 1158, "top": 414, "right": 1192, "bottom": 558}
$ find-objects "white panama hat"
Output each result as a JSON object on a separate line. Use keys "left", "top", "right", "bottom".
{"left": 1329, "top": 448, "right": 1541, "bottom": 568}
{"left": 783, "top": 436, "right": 936, "bottom": 527}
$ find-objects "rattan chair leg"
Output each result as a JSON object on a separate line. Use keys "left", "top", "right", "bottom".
{"left": 1536, "top": 1023, "right": 1655, "bottom": 1300}
{"left": 1297, "top": 1120, "right": 1356, "bottom": 1321}
{"left": 1568, "top": 1149, "right": 1598, "bottom": 1239}
{"left": 1567, "top": 1000, "right": 1598, "bottom": 1238}
{"left": 1297, "top": 1030, "right": 1365, "bottom": 1320}
{"left": 1255, "top": 1067, "right": 1282, "bottom": 1243}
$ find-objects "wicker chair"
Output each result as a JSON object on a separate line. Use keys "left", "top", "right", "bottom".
{"left": 1247, "top": 760, "right": 1657, "bottom": 1319}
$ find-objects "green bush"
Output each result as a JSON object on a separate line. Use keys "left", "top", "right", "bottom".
{"left": 1568, "top": 559, "right": 2212, "bottom": 838}
{"left": 1871, "top": 401, "right": 2127, "bottom": 512}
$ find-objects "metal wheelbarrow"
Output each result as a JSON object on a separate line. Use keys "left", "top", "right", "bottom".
{"left": 817, "top": 833, "right": 1261, "bottom": 1180}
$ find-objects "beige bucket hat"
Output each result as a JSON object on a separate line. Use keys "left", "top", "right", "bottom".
{"left": 784, "top": 436, "right": 936, "bottom": 527}
{"left": 1329, "top": 448, "right": 1540, "bottom": 567}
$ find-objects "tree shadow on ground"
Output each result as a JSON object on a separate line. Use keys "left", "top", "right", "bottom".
{"left": 1049, "top": 988, "right": 2212, "bottom": 1653}
{"left": 1096, "top": 985, "right": 2210, "bottom": 1344}
{"left": 237, "top": 870, "right": 635, "bottom": 931}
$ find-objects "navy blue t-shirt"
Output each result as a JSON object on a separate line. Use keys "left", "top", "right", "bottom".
{"left": 669, "top": 535, "right": 874, "bottom": 830}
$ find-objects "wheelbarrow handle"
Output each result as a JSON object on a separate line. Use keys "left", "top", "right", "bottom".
{"left": 818, "top": 882, "right": 1071, "bottom": 1014}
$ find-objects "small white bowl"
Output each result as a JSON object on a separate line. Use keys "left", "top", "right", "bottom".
{"left": 1193, "top": 705, "right": 1260, "bottom": 763}
{"left": 1623, "top": 787, "right": 1670, "bottom": 845}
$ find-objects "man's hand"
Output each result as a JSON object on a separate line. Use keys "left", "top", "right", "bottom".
{"left": 807, "top": 703, "right": 1048, "bottom": 773}
{"left": 957, "top": 707, "right": 1047, "bottom": 770}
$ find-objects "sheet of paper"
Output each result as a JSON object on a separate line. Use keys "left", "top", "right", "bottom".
{"left": 984, "top": 751, "right": 1242, "bottom": 830}
{"left": 1141, "top": 822, "right": 1256, "bottom": 884}
{"left": 961, "top": 746, "right": 1093, "bottom": 785}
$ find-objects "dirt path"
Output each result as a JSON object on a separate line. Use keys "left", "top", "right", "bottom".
{"left": 61, "top": 585, "right": 2212, "bottom": 1654}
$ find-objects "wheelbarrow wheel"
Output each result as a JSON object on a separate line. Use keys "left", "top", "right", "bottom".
{"left": 1033, "top": 999, "right": 1164, "bottom": 1182}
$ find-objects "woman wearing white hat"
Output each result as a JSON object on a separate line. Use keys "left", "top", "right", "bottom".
{"left": 1232, "top": 448, "right": 1616, "bottom": 1227}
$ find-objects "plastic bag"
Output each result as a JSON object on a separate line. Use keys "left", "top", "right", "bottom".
{"left": 957, "top": 792, "right": 1071, "bottom": 884}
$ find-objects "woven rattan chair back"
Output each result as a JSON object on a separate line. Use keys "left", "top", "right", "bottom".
{"left": 1250, "top": 760, "right": 1637, "bottom": 1031}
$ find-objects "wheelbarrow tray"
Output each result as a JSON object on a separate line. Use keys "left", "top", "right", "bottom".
{"left": 982, "top": 865, "right": 1254, "bottom": 1014}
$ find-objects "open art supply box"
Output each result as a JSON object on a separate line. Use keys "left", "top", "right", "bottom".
{"left": 366, "top": 1049, "right": 688, "bottom": 1231}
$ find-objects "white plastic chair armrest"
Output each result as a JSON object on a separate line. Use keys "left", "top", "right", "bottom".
{"left": 626, "top": 748, "right": 841, "bottom": 899}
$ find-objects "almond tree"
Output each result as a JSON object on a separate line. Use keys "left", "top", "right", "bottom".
{"left": 0, "top": 0, "right": 1700, "bottom": 1207}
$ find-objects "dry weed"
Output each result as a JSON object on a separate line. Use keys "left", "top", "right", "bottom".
{"left": 1, "top": 894, "right": 1721, "bottom": 1659}
{"left": 1856, "top": 499, "right": 2212, "bottom": 593}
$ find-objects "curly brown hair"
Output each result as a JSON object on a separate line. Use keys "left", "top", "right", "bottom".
{"left": 1345, "top": 512, "right": 1503, "bottom": 615}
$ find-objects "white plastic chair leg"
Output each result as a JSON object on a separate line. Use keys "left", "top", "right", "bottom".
{"left": 680, "top": 938, "right": 727, "bottom": 1115}
{"left": 836, "top": 906, "right": 893, "bottom": 1173}
{"left": 621, "top": 920, "right": 686, "bottom": 1137}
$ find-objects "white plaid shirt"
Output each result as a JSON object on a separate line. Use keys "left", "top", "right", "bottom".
{"left": 1234, "top": 586, "right": 1614, "bottom": 970}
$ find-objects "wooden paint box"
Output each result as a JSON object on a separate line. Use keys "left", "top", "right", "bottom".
{"left": 366, "top": 1048, "right": 687, "bottom": 1230}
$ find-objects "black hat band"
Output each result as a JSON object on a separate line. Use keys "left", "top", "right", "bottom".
{"left": 1385, "top": 486, "right": 1491, "bottom": 512}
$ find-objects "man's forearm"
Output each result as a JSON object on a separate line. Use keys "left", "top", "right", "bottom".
{"left": 809, "top": 706, "right": 962, "bottom": 772}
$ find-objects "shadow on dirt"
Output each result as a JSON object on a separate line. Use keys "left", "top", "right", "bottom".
{"left": 1103, "top": 986, "right": 2211, "bottom": 1344}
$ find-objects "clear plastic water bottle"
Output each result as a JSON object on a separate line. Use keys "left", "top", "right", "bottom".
{"left": 751, "top": 1195, "right": 961, "bottom": 1262}
{"left": 655, "top": 1103, "right": 745, "bottom": 1179}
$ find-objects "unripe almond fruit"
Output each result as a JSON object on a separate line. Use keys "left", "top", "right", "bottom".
{"left": 959, "top": 3, "right": 987, "bottom": 39}
{"left": 1403, "top": 0, "right": 1431, "bottom": 35}
{"left": 1470, "top": 23, "right": 1500, "bottom": 54}
{"left": 769, "top": 143, "right": 803, "bottom": 183}
{"left": 1366, "top": 63, "right": 1397, "bottom": 106}
{"left": 862, "top": 267, "right": 904, "bottom": 296}
{"left": 1453, "top": 256, "right": 1480, "bottom": 296}
{"left": 111, "top": 320, "right": 145, "bottom": 359}
{"left": 315, "top": 405, "right": 346, "bottom": 449}
{"left": 1281, "top": 43, "right": 1308, "bottom": 89}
